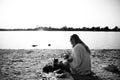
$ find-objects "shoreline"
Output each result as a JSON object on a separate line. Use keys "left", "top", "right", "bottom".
{"left": 0, "top": 48, "right": 120, "bottom": 50}
{"left": 0, "top": 49, "right": 120, "bottom": 80}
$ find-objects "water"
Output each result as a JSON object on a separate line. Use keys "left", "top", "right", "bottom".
{"left": 0, "top": 31, "right": 120, "bottom": 49}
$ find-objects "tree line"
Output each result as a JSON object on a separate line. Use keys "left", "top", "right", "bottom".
{"left": 0, "top": 26, "right": 120, "bottom": 31}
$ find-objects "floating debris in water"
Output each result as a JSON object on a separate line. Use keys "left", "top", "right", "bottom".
{"left": 48, "top": 44, "right": 51, "bottom": 46}
{"left": 32, "top": 45, "right": 38, "bottom": 47}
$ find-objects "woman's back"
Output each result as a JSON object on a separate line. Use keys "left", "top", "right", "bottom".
{"left": 70, "top": 43, "right": 91, "bottom": 75}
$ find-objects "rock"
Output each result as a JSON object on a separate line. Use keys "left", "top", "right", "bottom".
{"left": 12, "top": 59, "right": 23, "bottom": 62}
{"left": 13, "top": 71, "right": 21, "bottom": 75}
{"left": 104, "top": 64, "right": 120, "bottom": 75}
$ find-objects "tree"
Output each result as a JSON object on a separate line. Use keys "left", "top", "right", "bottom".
{"left": 104, "top": 26, "right": 110, "bottom": 31}
{"left": 112, "top": 26, "right": 119, "bottom": 31}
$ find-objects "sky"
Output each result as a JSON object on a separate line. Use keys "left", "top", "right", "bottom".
{"left": 0, "top": 0, "right": 120, "bottom": 29}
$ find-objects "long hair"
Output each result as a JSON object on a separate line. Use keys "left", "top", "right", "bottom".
{"left": 70, "top": 34, "right": 91, "bottom": 54}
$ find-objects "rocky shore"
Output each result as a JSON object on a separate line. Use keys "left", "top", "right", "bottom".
{"left": 0, "top": 49, "right": 120, "bottom": 80}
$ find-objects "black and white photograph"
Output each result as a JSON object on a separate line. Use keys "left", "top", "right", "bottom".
{"left": 0, "top": 0, "right": 120, "bottom": 80}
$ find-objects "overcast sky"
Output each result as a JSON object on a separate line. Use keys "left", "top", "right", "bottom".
{"left": 0, "top": 0, "right": 120, "bottom": 29}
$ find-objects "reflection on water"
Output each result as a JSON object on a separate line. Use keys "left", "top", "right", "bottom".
{"left": 0, "top": 31, "right": 120, "bottom": 49}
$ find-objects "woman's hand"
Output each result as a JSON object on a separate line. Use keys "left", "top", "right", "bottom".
{"left": 67, "top": 56, "right": 73, "bottom": 63}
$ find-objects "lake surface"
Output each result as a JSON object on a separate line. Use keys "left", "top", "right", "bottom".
{"left": 0, "top": 31, "right": 120, "bottom": 49}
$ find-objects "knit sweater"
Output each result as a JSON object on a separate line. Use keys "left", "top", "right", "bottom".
{"left": 70, "top": 43, "right": 91, "bottom": 75}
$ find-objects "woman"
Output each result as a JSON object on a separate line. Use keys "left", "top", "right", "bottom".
{"left": 68, "top": 34, "right": 91, "bottom": 80}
